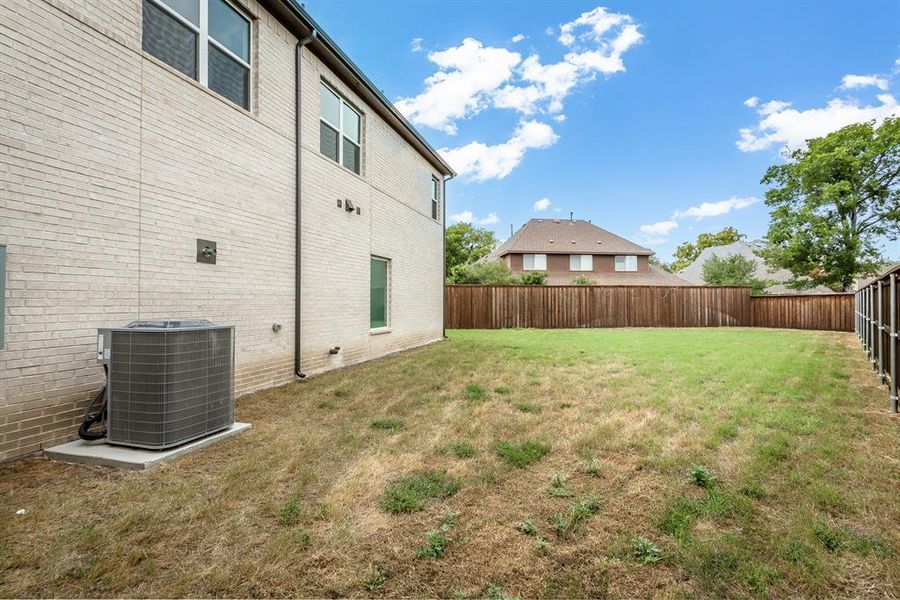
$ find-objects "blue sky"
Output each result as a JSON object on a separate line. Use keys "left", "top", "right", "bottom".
{"left": 304, "top": 0, "right": 900, "bottom": 261}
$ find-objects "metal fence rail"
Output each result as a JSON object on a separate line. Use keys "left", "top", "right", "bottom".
{"left": 855, "top": 267, "right": 899, "bottom": 412}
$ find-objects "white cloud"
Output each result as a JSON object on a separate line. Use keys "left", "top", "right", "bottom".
{"left": 440, "top": 120, "right": 559, "bottom": 181}
{"left": 510, "top": 33, "right": 526, "bottom": 43}
{"left": 533, "top": 197, "right": 552, "bottom": 211}
{"left": 553, "top": 114, "right": 567, "bottom": 122}
{"left": 410, "top": 37, "right": 424, "bottom": 52}
{"left": 673, "top": 197, "right": 759, "bottom": 220}
{"left": 738, "top": 95, "right": 898, "bottom": 152}
{"left": 397, "top": 6, "right": 642, "bottom": 134}
{"left": 395, "top": 38, "right": 522, "bottom": 134}
{"left": 840, "top": 74, "right": 889, "bottom": 90}
{"left": 737, "top": 72, "right": 900, "bottom": 152}
{"left": 640, "top": 220, "right": 678, "bottom": 235}
{"left": 448, "top": 210, "right": 500, "bottom": 225}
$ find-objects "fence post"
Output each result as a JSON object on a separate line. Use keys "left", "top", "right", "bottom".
{"left": 864, "top": 287, "right": 870, "bottom": 358}
{"left": 892, "top": 275, "right": 898, "bottom": 413}
{"left": 878, "top": 280, "right": 885, "bottom": 379}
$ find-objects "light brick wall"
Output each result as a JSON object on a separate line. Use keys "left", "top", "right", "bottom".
{"left": 0, "top": 0, "right": 445, "bottom": 461}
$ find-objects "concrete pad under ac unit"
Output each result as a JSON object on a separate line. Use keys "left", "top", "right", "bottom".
{"left": 44, "top": 422, "right": 252, "bottom": 471}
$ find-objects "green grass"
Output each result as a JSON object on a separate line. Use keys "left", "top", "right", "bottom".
{"left": 380, "top": 470, "right": 461, "bottom": 513}
{"left": 495, "top": 440, "right": 551, "bottom": 468}
{"left": 370, "top": 417, "right": 405, "bottom": 433}
{"left": 1, "top": 328, "right": 897, "bottom": 598}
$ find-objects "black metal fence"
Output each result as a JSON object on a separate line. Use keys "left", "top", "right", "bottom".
{"left": 855, "top": 266, "right": 900, "bottom": 413}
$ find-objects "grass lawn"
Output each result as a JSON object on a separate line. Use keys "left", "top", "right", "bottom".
{"left": 1, "top": 329, "right": 898, "bottom": 598}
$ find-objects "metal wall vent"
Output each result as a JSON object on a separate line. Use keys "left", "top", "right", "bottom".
{"left": 97, "top": 319, "right": 235, "bottom": 449}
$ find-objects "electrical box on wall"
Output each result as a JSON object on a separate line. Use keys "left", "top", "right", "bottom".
{"left": 197, "top": 239, "right": 217, "bottom": 264}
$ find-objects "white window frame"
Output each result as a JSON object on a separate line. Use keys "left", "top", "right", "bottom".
{"left": 431, "top": 176, "right": 440, "bottom": 221}
{"left": 145, "top": 0, "right": 252, "bottom": 108}
{"left": 319, "top": 82, "right": 362, "bottom": 174}
{"left": 523, "top": 254, "right": 547, "bottom": 271}
{"left": 615, "top": 255, "right": 638, "bottom": 272}
{"left": 569, "top": 254, "right": 593, "bottom": 272}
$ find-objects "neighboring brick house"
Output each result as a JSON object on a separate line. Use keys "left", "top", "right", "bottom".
{"left": 485, "top": 218, "right": 691, "bottom": 286}
{"left": 0, "top": 0, "right": 454, "bottom": 460}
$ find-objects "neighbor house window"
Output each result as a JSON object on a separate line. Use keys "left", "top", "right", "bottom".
{"left": 431, "top": 176, "right": 440, "bottom": 220}
{"left": 615, "top": 255, "right": 638, "bottom": 272}
{"left": 142, "top": 0, "right": 251, "bottom": 109}
{"left": 370, "top": 257, "right": 389, "bottom": 329}
{"left": 523, "top": 254, "right": 547, "bottom": 270}
{"left": 569, "top": 254, "right": 593, "bottom": 271}
{"left": 320, "top": 83, "right": 361, "bottom": 174}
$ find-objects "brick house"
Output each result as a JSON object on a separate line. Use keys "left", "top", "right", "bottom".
{"left": 0, "top": 0, "right": 454, "bottom": 461}
{"left": 485, "top": 218, "right": 691, "bottom": 286}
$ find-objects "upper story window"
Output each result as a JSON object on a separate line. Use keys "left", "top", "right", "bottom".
{"left": 615, "top": 255, "right": 638, "bottom": 272}
{"left": 523, "top": 254, "right": 547, "bottom": 271}
{"left": 569, "top": 254, "right": 593, "bottom": 271}
{"left": 142, "top": 0, "right": 251, "bottom": 110}
{"left": 320, "top": 83, "right": 361, "bottom": 174}
{"left": 431, "top": 176, "right": 440, "bottom": 220}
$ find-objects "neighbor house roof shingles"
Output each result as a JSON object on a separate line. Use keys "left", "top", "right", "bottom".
{"left": 486, "top": 218, "right": 654, "bottom": 260}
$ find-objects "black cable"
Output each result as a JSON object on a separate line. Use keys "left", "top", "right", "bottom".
{"left": 78, "top": 365, "right": 108, "bottom": 440}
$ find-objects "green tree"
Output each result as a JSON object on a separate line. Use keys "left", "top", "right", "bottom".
{"left": 445, "top": 223, "right": 498, "bottom": 275}
{"left": 701, "top": 254, "right": 768, "bottom": 295}
{"left": 671, "top": 227, "right": 746, "bottom": 272}
{"left": 572, "top": 274, "right": 595, "bottom": 285}
{"left": 760, "top": 117, "right": 900, "bottom": 291}
{"left": 517, "top": 271, "right": 547, "bottom": 285}
{"left": 648, "top": 256, "right": 672, "bottom": 272}
{"left": 447, "top": 261, "right": 513, "bottom": 285}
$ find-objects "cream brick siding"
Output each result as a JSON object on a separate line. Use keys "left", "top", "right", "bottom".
{"left": 0, "top": 0, "right": 446, "bottom": 461}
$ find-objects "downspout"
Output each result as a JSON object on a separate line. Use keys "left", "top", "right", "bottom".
{"left": 442, "top": 175, "right": 448, "bottom": 339}
{"left": 295, "top": 29, "right": 317, "bottom": 379}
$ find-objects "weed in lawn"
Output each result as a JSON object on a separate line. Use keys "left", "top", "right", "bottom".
{"left": 493, "top": 386, "right": 512, "bottom": 395}
{"left": 417, "top": 528, "right": 450, "bottom": 559}
{"left": 517, "top": 520, "right": 537, "bottom": 536}
{"left": 362, "top": 564, "right": 387, "bottom": 592}
{"left": 689, "top": 465, "right": 715, "bottom": 489}
{"left": 514, "top": 402, "right": 541, "bottom": 414}
{"left": 630, "top": 536, "right": 662, "bottom": 564}
{"left": 659, "top": 497, "right": 699, "bottom": 542}
{"left": 547, "top": 474, "right": 573, "bottom": 497}
{"left": 495, "top": 440, "right": 551, "bottom": 468}
{"left": 552, "top": 496, "right": 602, "bottom": 537}
{"left": 812, "top": 522, "right": 893, "bottom": 558}
{"left": 463, "top": 384, "right": 488, "bottom": 400}
{"left": 448, "top": 441, "right": 476, "bottom": 458}
{"left": 535, "top": 537, "right": 551, "bottom": 554}
{"left": 315, "top": 399, "right": 335, "bottom": 409}
{"left": 484, "top": 584, "right": 519, "bottom": 600}
{"left": 332, "top": 388, "right": 350, "bottom": 398}
{"left": 583, "top": 457, "right": 601, "bottom": 477}
{"left": 558, "top": 402, "right": 573, "bottom": 409}
{"left": 381, "top": 470, "right": 460, "bottom": 513}
{"left": 278, "top": 497, "right": 304, "bottom": 526}
{"left": 371, "top": 418, "right": 404, "bottom": 433}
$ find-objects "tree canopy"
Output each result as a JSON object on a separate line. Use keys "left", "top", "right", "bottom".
{"left": 760, "top": 117, "right": 900, "bottom": 291}
{"left": 447, "top": 261, "right": 513, "bottom": 285}
{"left": 701, "top": 254, "right": 768, "bottom": 295}
{"left": 671, "top": 227, "right": 746, "bottom": 272}
{"left": 445, "top": 222, "right": 498, "bottom": 275}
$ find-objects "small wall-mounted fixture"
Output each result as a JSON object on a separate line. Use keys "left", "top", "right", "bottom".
{"left": 197, "top": 239, "right": 217, "bottom": 264}
{"left": 337, "top": 199, "right": 361, "bottom": 215}
{"left": 272, "top": 323, "right": 282, "bottom": 332}
{"left": 328, "top": 346, "right": 341, "bottom": 355}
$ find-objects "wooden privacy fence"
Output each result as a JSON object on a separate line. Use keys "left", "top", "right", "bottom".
{"left": 445, "top": 285, "right": 854, "bottom": 332}
{"left": 855, "top": 266, "right": 900, "bottom": 412}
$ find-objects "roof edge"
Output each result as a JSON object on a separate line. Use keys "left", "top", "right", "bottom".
{"left": 261, "top": 0, "right": 455, "bottom": 177}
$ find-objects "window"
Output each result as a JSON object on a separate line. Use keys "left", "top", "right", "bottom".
{"left": 615, "top": 255, "right": 638, "bottom": 272}
{"left": 569, "top": 254, "right": 593, "bottom": 271}
{"left": 0, "top": 244, "right": 5, "bottom": 349}
{"left": 431, "top": 176, "right": 440, "bottom": 220}
{"left": 320, "top": 83, "right": 361, "bottom": 174}
{"left": 523, "top": 254, "right": 547, "bottom": 271}
{"left": 370, "top": 257, "right": 389, "bottom": 329}
{"left": 142, "top": 0, "right": 251, "bottom": 109}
